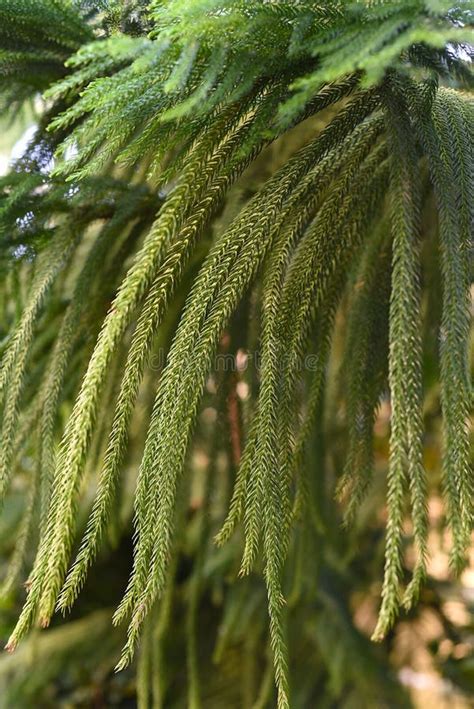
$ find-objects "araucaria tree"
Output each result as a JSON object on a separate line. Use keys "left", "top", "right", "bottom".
{"left": 0, "top": 1, "right": 472, "bottom": 707}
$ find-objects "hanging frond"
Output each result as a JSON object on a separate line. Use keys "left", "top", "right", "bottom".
{"left": 373, "top": 79, "right": 428, "bottom": 640}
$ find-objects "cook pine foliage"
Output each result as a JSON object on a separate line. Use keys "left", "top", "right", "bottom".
{"left": 0, "top": 1, "right": 472, "bottom": 707}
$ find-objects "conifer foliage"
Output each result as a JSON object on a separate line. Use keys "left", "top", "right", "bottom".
{"left": 0, "top": 1, "right": 472, "bottom": 706}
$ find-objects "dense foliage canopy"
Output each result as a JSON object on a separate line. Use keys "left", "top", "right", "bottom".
{"left": 0, "top": 1, "right": 472, "bottom": 706}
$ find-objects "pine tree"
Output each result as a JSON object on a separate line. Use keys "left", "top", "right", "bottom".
{"left": 0, "top": 1, "right": 472, "bottom": 707}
